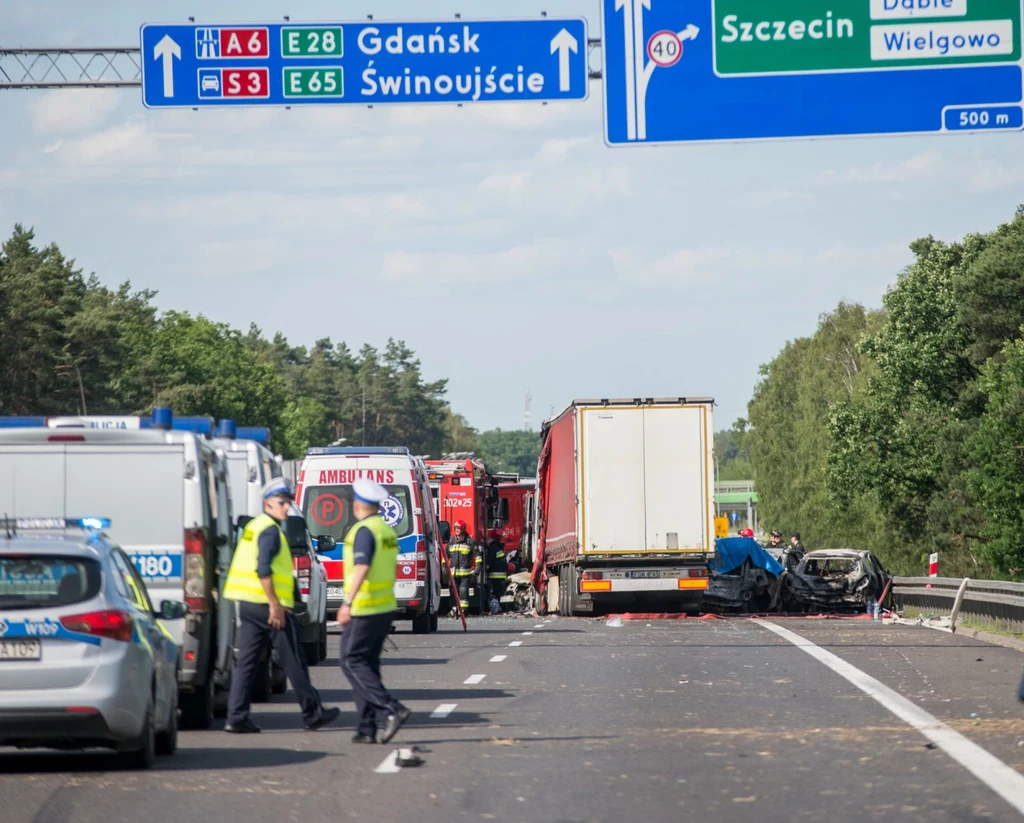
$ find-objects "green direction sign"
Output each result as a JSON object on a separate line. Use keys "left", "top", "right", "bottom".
{"left": 281, "top": 26, "right": 344, "bottom": 57}
{"left": 713, "top": 0, "right": 1022, "bottom": 75}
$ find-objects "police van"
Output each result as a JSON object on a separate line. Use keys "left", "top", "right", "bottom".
{"left": 296, "top": 446, "right": 443, "bottom": 633}
{"left": 0, "top": 409, "right": 236, "bottom": 729}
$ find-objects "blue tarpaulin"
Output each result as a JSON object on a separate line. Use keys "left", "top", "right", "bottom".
{"left": 711, "top": 537, "right": 784, "bottom": 577}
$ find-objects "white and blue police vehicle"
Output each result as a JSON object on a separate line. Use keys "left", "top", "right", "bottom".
{"left": 0, "top": 517, "right": 185, "bottom": 768}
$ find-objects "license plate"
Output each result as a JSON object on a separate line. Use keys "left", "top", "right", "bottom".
{"left": 0, "top": 639, "right": 41, "bottom": 661}
{"left": 327, "top": 587, "right": 345, "bottom": 598}
{"left": 629, "top": 570, "right": 661, "bottom": 579}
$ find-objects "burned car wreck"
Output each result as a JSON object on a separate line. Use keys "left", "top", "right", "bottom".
{"left": 703, "top": 537, "right": 785, "bottom": 613}
{"left": 781, "top": 549, "right": 890, "bottom": 612}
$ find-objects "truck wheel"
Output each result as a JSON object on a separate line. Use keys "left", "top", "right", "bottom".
{"left": 412, "top": 610, "right": 431, "bottom": 634}
{"left": 429, "top": 610, "right": 439, "bottom": 632}
{"left": 558, "top": 566, "right": 570, "bottom": 616}
{"left": 180, "top": 675, "right": 214, "bottom": 730}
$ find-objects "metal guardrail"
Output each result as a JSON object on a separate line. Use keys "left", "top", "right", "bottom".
{"left": 892, "top": 576, "right": 1024, "bottom": 632}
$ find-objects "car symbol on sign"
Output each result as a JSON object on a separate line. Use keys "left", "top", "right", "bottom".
{"left": 201, "top": 75, "right": 220, "bottom": 93}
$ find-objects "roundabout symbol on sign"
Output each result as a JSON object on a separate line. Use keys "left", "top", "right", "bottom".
{"left": 312, "top": 493, "right": 344, "bottom": 527}
{"left": 647, "top": 30, "right": 682, "bottom": 67}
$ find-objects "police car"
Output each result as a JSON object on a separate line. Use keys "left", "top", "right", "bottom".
{"left": 0, "top": 518, "right": 186, "bottom": 768}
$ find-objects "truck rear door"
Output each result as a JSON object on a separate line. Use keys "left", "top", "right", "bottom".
{"left": 0, "top": 444, "right": 66, "bottom": 515}
{"left": 580, "top": 407, "right": 646, "bottom": 553}
{"left": 643, "top": 405, "right": 710, "bottom": 552}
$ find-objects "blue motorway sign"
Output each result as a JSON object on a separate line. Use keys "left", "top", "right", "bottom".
{"left": 601, "top": 0, "right": 1024, "bottom": 145}
{"left": 140, "top": 19, "right": 588, "bottom": 108}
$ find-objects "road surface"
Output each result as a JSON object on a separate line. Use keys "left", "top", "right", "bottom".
{"left": 3, "top": 616, "right": 1024, "bottom": 822}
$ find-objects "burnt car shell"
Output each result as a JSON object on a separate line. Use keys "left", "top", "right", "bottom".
{"left": 783, "top": 549, "right": 889, "bottom": 612}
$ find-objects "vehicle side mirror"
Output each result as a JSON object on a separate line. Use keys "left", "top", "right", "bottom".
{"left": 283, "top": 515, "right": 308, "bottom": 550}
{"left": 317, "top": 535, "right": 337, "bottom": 552}
{"left": 439, "top": 520, "right": 451, "bottom": 544}
{"left": 158, "top": 600, "right": 189, "bottom": 620}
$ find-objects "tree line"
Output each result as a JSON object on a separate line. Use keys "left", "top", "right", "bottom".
{"left": 0, "top": 225, "right": 538, "bottom": 469}
{"left": 741, "top": 206, "right": 1024, "bottom": 579}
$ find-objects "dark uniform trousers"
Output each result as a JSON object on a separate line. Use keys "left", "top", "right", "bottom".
{"left": 227, "top": 600, "right": 320, "bottom": 725}
{"left": 340, "top": 612, "right": 405, "bottom": 737}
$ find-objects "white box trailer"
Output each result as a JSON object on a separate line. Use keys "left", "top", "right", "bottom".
{"left": 534, "top": 398, "right": 715, "bottom": 616}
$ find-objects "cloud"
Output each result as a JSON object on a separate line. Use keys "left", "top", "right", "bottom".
{"left": 479, "top": 171, "right": 530, "bottom": 191}
{"left": 536, "top": 137, "right": 591, "bottom": 163}
{"left": 817, "top": 149, "right": 943, "bottom": 186}
{"left": 29, "top": 88, "right": 120, "bottom": 133}
{"left": 380, "top": 240, "right": 577, "bottom": 285}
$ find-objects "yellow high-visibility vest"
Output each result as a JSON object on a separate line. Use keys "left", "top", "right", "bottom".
{"left": 343, "top": 515, "right": 398, "bottom": 617}
{"left": 224, "top": 513, "right": 295, "bottom": 608}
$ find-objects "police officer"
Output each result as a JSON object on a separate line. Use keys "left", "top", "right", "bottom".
{"left": 448, "top": 519, "right": 475, "bottom": 613}
{"left": 484, "top": 529, "right": 507, "bottom": 614}
{"left": 224, "top": 478, "right": 340, "bottom": 734}
{"left": 339, "top": 478, "right": 411, "bottom": 745}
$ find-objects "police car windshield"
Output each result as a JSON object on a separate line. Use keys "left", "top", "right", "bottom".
{"left": 0, "top": 556, "right": 102, "bottom": 610}
{"left": 303, "top": 484, "right": 414, "bottom": 545}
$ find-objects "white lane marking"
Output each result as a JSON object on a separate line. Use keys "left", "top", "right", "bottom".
{"left": 430, "top": 703, "right": 457, "bottom": 719}
{"left": 534, "top": 624, "right": 546, "bottom": 629}
{"left": 464, "top": 674, "right": 487, "bottom": 685}
{"left": 509, "top": 641, "right": 522, "bottom": 647}
{"left": 374, "top": 750, "right": 401, "bottom": 774}
{"left": 490, "top": 655, "right": 507, "bottom": 663}
{"left": 753, "top": 619, "right": 1024, "bottom": 815}
{"left": 522, "top": 631, "right": 534, "bottom": 636}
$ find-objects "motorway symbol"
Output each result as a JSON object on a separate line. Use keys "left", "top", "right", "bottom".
{"left": 601, "top": 0, "right": 1024, "bottom": 145}
{"left": 141, "top": 19, "right": 589, "bottom": 108}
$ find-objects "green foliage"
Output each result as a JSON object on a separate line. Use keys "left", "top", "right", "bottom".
{"left": 477, "top": 429, "right": 541, "bottom": 476}
{"left": 442, "top": 410, "right": 479, "bottom": 454}
{"left": 0, "top": 226, "right": 461, "bottom": 462}
{"left": 715, "top": 419, "right": 753, "bottom": 481}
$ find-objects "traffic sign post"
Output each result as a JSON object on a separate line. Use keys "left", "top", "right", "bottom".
{"left": 141, "top": 18, "right": 588, "bottom": 108}
{"left": 601, "top": 0, "right": 1024, "bottom": 145}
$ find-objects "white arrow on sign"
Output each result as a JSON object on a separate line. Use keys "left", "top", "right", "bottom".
{"left": 550, "top": 28, "right": 579, "bottom": 93}
{"left": 153, "top": 34, "right": 181, "bottom": 98}
{"left": 636, "top": 22, "right": 699, "bottom": 140}
{"left": 614, "top": 0, "right": 638, "bottom": 140}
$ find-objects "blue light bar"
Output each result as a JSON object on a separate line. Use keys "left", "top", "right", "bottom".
{"left": 237, "top": 427, "right": 270, "bottom": 446}
{"left": 307, "top": 446, "right": 410, "bottom": 456}
{"left": 140, "top": 414, "right": 215, "bottom": 436}
{"left": 0, "top": 517, "right": 111, "bottom": 531}
{"left": 0, "top": 417, "right": 47, "bottom": 428}
{"left": 216, "top": 419, "right": 237, "bottom": 439}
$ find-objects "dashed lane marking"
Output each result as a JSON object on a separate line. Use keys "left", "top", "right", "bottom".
{"left": 464, "top": 674, "right": 487, "bottom": 685}
{"left": 753, "top": 619, "right": 1024, "bottom": 816}
{"left": 522, "top": 631, "right": 534, "bottom": 636}
{"left": 430, "top": 703, "right": 458, "bottom": 718}
{"left": 374, "top": 750, "right": 401, "bottom": 774}
{"left": 490, "top": 655, "right": 507, "bottom": 662}
{"left": 534, "top": 624, "right": 546, "bottom": 629}
{"left": 509, "top": 641, "right": 522, "bottom": 647}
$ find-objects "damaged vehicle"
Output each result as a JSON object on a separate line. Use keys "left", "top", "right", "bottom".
{"left": 782, "top": 549, "right": 889, "bottom": 613}
{"left": 703, "top": 537, "right": 784, "bottom": 613}
{"left": 500, "top": 571, "right": 538, "bottom": 614}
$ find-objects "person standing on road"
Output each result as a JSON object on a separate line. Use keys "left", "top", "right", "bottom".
{"left": 224, "top": 478, "right": 340, "bottom": 734}
{"left": 767, "top": 530, "right": 786, "bottom": 550}
{"left": 789, "top": 533, "right": 806, "bottom": 554}
{"left": 484, "top": 529, "right": 507, "bottom": 614}
{"left": 339, "top": 478, "right": 411, "bottom": 745}
{"left": 448, "top": 519, "right": 475, "bottom": 613}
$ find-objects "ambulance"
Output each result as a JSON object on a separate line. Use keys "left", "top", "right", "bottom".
{"left": 295, "top": 446, "right": 443, "bottom": 633}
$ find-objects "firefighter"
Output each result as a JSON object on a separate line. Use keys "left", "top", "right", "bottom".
{"left": 339, "top": 478, "right": 411, "bottom": 744}
{"left": 484, "top": 529, "right": 507, "bottom": 614}
{"left": 448, "top": 519, "right": 475, "bottom": 613}
{"left": 224, "top": 478, "right": 339, "bottom": 734}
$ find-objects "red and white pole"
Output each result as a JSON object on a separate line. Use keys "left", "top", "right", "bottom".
{"left": 927, "top": 552, "right": 938, "bottom": 588}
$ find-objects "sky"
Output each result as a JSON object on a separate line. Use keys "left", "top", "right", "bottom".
{"left": 1, "top": 0, "right": 1023, "bottom": 434}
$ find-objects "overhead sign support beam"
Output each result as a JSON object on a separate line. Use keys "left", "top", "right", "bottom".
{"left": 0, "top": 48, "right": 142, "bottom": 88}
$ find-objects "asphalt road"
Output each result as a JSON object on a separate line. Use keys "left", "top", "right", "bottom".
{"left": 3, "top": 615, "right": 1024, "bottom": 822}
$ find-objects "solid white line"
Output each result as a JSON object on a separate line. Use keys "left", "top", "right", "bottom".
{"left": 374, "top": 750, "right": 401, "bottom": 774}
{"left": 752, "top": 619, "right": 1024, "bottom": 815}
{"left": 430, "top": 703, "right": 457, "bottom": 719}
{"left": 489, "top": 655, "right": 507, "bottom": 663}
{"left": 522, "top": 631, "right": 534, "bottom": 636}
{"left": 464, "top": 674, "right": 486, "bottom": 685}
{"left": 508, "top": 641, "right": 522, "bottom": 647}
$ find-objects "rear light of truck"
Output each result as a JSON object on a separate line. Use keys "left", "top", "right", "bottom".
{"left": 294, "top": 554, "right": 311, "bottom": 595}
{"left": 415, "top": 540, "right": 427, "bottom": 582}
{"left": 183, "top": 528, "right": 207, "bottom": 612}
{"left": 581, "top": 571, "right": 603, "bottom": 580}
{"left": 688, "top": 568, "right": 708, "bottom": 578}
{"left": 60, "top": 609, "right": 134, "bottom": 643}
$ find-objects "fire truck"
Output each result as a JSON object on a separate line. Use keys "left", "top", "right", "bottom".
{"left": 492, "top": 475, "right": 536, "bottom": 575}
{"left": 424, "top": 455, "right": 506, "bottom": 612}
